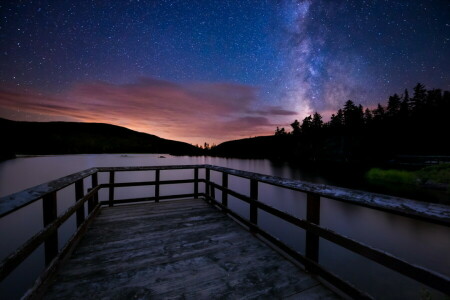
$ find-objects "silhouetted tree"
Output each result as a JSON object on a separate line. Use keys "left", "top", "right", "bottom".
{"left": 275, "top": 127, "right": 287, "bottom": 135}
{"left": 329, "top": 109, "right": 344, "bottom": 129}
{"left": 411, "top": 83, "right": 427, "bottom": 110}
{"left": 342, "top": 100, "right": 364, "bottom": 130}
{"left": 364, "top": 108, "right": 373, "bottom": 124}
{"left": 387, "top": 93, "right": 401, "bottom": 117}
{"left": 400, "top": 89, "right": 410, "bottom": 117}
{"left": 290, "top": 119, "right": 301, "bottom": 136}
{"left": 311, "top": 112, "right": 323, "bottom": 129}
{"left": 271, "top": 83, "right": 449, "bottom": 163}
{"left": 300, "top": 115, "right": 313, "bottom": 133}
{"left": 372, "top": 104, "right": 385, "bottom": 122}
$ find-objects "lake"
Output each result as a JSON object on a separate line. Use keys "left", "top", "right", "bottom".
{"left": 0, "top": 154, "right": 449, "bottom": 299}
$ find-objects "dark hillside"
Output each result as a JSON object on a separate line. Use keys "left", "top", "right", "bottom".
{"left": 0, "top": 118, "right": 201, "bottom": 159}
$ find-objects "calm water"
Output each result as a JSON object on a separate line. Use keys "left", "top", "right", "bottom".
{"left": 0, "top": 154, "right": 449, "bottom": 299}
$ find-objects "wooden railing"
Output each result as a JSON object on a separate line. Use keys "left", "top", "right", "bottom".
{"left": 0, "top": 164, "right": 449, "bottom": 299}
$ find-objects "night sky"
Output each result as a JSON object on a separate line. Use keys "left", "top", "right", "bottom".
{"left": 0, "top": 0, "right": 449, "bottom": 144}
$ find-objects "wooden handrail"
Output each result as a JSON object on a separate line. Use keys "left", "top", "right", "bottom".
{"left": 0, "top": 167, "right": 98, "bottom": 218}
{"left": 205, "top": 165, "right": 450, "bottom": 226}
{"left": 209, "top": 182, "right": 450, "bottom": 294}
{"left": 1, "top": 164, "right": 449, "bottom": 299}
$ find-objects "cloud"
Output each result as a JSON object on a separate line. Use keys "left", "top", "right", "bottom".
{"left": 0, "top": 77, "right": 297, "bottom": 144}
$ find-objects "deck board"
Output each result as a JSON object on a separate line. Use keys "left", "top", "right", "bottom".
{"left": 43, "top": 199, "right": 340, "bottom": 299}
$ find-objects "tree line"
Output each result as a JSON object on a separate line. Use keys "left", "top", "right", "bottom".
{"left": 273, "top": 83, "right": 450, "bottom": 163}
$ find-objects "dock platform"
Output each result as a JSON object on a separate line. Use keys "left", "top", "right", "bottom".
{"left": 43, "top": 199, "right": 339, "bottom": 299}
{"left": 3, "top": 165, "right": 447, "bottom": 299}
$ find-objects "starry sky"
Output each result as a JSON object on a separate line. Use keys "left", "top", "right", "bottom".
{"left": 0, "top": 0, "right": 449, "bottom": 145}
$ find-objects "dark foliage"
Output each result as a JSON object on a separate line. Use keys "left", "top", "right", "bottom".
{"left": 0, "top": 119, "right": 201, "bottom": 158}
{"left": 212, "top": 83, "right": 450, "bottom": 164}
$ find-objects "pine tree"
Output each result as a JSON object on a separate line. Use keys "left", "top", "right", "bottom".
{"left": 387, "top": 93, "right": 401, "bottom": 116}
{"left": 364, "top": 108, "right": 373, "bottom": 124}
{"left": 290, "top": 119, "right": 301, "bottom": 136}
{"left": 372, "top": 103, "right": 385, "bottom": 121}
{"left": 330, "top": 109, "right": 344, "bottom": 128}
{"left": 311, "top": 112, "right": 323, "bottom": 129}
{"left": 400, "top": 89, "right": 410, "bottom": 116}
{"left": 411, "top": 83, "right": 427, "bottom": 110}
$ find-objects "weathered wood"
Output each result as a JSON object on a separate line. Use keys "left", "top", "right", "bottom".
{"left": 89, "top": 173, "right": 98, "bottom": 212}
{"left": 305, "top": 192, "right": 320, "bottom": 264}
{"left": 155, "top": 169, "right": 160, "bottom": 202}
{"left": 206, "top": 185, "right": 450, "bottom": 296}
{"left": 250, "top": 179, "right": 258, "bottom": 229}
{"left": 43, "top": 200, "right": 339, "bottom": 299}
{"left": 205, "top": 168, "right": 210, "bottom": 202}
{"left": 207, "top": 197, "right": 374, "bottom": 299}
{"left": 194, "top": 167, "right": 199, "bottom": 199}
{"left": 75, "top": 179, "right": 85, "bottom": 228}
{"left": 24, "top": 204, "right": 101, "bottom": 300}
{"left": 247, "top": 195, "right": 450, "bottom": 296}
{"left": 205, "top": 165, "right": 450, "bottom": 226}
{"left": 210, "top": 185, "right": 216, "bottom": 202}
{"left": 221, "top": 172, "right": 228, "bottom": 207}
{"left": 98, "top": 165, "right": 206, "bottom": 172}
{"left": 0, "top": 167, "right": 98, "bottom": 218}
{"left": 42, "top": 192, "right": 58, "bottom": 266}
{"left": 108, "top": 171, "right": 114, "bottom": 207}
{"left": 2, "top": 164, "right": 450, "bottom": 299}
{"left": 99, "top": 193, "right": 199, "bottom": 206}
{"left": 0, "top": 186, "right": 100, "bottom": 282}
{"left": 103, "top": 179, "right": 202, "bottom": 189}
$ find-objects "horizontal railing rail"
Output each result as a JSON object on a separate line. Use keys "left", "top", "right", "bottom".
{"left": 0, "top": 167, "right": 98, "bottom": 218}
{"left": 0, "top": 164, "right": 449, "bottom": 299}
{"left": 205, "top": 165, "right": 450, "bottom": 226}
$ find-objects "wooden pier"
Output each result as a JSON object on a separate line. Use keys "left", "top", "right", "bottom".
{"left": 43, "top": 199, "right": 338, "bottom": 299}
{"left": 0, "top": 164, "right": 449, "bottom": 299}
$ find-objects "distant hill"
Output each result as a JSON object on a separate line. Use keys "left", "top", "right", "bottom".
{"left": 0, "top": 118, "right": 201, "bottom": 159}
{"left": 210, "top": 135, "right": 297, "bottom": 159}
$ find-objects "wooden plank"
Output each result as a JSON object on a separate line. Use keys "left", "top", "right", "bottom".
{"left": 43, "top": 199, "right": 339, "bottom": 299}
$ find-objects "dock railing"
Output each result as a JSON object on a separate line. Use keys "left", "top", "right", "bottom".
{"left": 0, "top": 164, "right": 449, "bottom": 299}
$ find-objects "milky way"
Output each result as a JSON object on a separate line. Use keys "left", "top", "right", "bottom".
{"left": 0, "top": 0, "right": 449, "bottom": 144}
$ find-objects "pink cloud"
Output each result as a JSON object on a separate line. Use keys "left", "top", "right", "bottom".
{"left": 0, "top": 78, "right": 297, "bottom": 144}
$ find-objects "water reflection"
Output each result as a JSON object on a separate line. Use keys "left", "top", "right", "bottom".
{"left": 0, "top": 154, "right": 449, "bottom": 299}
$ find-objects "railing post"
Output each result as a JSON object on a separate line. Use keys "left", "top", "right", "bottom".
{"left": 88, "top": 173, "right": 98, "bottom": 213}
{"left": 42, "top": 191, "right": 58, "bottom": 266}
{"left": 155, "top": 169, "right": 160, "bottom": 203}
{"left": 210, "top": 184, "right": 216, "bottom": 201}
{"left": 194, "top": 167, "right": 199, "bottom": 199}
{"left": 250, "top": 179, "right": 258, "bottom": 231}
{"left": 205, "top": 168, "right": 210, "bottom": 202}
{"left": 75, "top": 179, "right": 85, "bottom": 228}
{"left": 222, "top": 172, "right": 228, "bottom": 208}
{"left": 109, "top": 171, "right": 115, "bottom": 207}
{"left": 306, "top": 192, "right": 321, "bottom": 265}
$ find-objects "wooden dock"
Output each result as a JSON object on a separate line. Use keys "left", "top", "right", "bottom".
{"left": 42, "top": 199, "right": 339, "bottom": 299}
{"left": 2, "top": 165, "right": 448, "bottom": 299}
